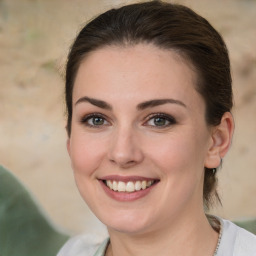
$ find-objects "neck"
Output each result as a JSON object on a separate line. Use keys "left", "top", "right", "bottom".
{"left": 106, "top": 211, "right": 219, "bottom": 256}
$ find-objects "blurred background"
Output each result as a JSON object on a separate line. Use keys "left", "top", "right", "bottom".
{"left": 0, "top": 0, "right": 255, "bottom": 236}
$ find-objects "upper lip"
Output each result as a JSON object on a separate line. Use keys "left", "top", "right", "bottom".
{"left": 99, "top": 175, "right": 159, "bottom": 182}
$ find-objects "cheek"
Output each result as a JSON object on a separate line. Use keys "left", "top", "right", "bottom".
{"left": 147, "top": 132, "right": 208, "bottom": 209}
{"left": 69, "top": 132, "right": 106, "bottom": 177}
{"left": 68, "top": 132, "right": 108, "bottom": 206}
{"left": 146, "top": 129, "right": 208, "bottom": 179}
{"left": 147, "top": 133, "right": 193, "bottom": 166}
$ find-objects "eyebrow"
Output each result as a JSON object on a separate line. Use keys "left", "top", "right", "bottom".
{"left": 75, "top": 96, "right": 112, "bottom": 110}
{"left": 137, "top": 99, "right": 187, "bottom": 110}
{"left": 75, "top": 96, "right": 186, "bottom": 110}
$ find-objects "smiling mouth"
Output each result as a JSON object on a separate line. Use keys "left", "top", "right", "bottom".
{"left": 103, "top": 180, "right": 158, "bottom": 193}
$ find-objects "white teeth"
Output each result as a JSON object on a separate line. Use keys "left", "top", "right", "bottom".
{"left": 126, "top": 181, "right": 135, "bottom": 192}
{"left": 135, "top": 181, "right": 142, "bottom": 191}
{"left": 117, "top": 181, "right": 126, "bottom": 192}
{"left": 107, "top": 180, "right": 113, "bottom": 189}
{"left": 113, "top": 181, "right": 118, "bottom": 191}
{"left": 105, "top": 180, "right": 155, "bottom": 192}
{"left": 141, "top": 180, "right": 147, "bottom": 190}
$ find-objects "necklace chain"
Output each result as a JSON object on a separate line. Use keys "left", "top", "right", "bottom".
{"left": 213, "top": 220, "right": 223, "bottom": 256}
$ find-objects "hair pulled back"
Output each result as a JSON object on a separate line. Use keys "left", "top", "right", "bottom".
{"left": 65, "top": 0, "right": 233, "bottom": 209}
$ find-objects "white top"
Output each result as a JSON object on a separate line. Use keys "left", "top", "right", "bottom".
{"left": 217, "top": 218, "right": 256, "bottom": 256}
{"left": 57, "top": 218, "right": 256, "bottom": 256}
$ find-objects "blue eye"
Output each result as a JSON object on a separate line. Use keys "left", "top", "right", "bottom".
{"left": 81, "top": 114, "right": 109, "bottom": 127}
{"left": 145, "top": 114, "right": 176, "bottom": 128}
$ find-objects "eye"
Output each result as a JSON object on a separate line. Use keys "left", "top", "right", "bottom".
{"left": 144, "top": 113, "right": 176, "bottom": 128}
{"left": 81, "top": 113, "right": 110, "bottom": 128}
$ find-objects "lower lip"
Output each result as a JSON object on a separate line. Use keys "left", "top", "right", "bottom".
{"left": 99, "top": 180, "right": 157, "bottom": 202}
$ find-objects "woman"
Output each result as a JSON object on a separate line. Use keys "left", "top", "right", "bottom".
{"left": 58, "top": 1, "right": 256, "bottom": 255}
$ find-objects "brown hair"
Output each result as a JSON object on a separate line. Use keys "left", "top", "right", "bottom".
{"left": 65, "top": 0, "right": 233, "bottom": 209}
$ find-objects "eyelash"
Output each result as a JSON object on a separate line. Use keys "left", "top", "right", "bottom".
{"left": 80, "top": 113, "right": 110, "bottom": 128}
{"left": 143, "top": 113, "right": 176, "bottom": 128}
{"left": 80, "top": 113, "right": 176, "bottom": 128}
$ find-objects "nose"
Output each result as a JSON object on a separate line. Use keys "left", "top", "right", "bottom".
{"left": 108, "top": 126, "right": 144, "bottom": 168}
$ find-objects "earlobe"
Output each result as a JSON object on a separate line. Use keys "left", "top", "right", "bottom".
{"left": 205, "top": 112, "right": 234, "bottom": 169}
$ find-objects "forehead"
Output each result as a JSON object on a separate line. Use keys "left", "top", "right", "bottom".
{"left": 73, "top": 43, "right": 201, "bottom": 107}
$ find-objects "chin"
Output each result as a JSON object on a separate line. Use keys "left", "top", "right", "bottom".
{"left": 107, "top": 221, "right": 151, "bottom": 235}
{"left": 97, "top": 208, "right": 155, "bottom": 235}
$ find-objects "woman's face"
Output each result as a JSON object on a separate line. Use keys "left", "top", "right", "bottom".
{"left": 67, "top": 44, "right": 215, "bottom": 234}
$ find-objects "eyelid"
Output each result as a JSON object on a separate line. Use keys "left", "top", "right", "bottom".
{"left": 79, "top": 112, "right": 176, "bottom": 129}
{"left": 80, "top": 112, "right": 111, "bottom": 127}
{"left": 143, "top": 112, "right": 176, "bottom": 127}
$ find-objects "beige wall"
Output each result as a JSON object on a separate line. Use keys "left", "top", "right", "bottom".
{"left": 0, "top": 0, "right": 255, "bottom": 235}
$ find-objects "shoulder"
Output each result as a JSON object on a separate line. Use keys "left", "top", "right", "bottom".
{"left": 57, "top": 233, "right": 109, "bottom": 256}
{"left": 218, "top": 218, "right": 256, "bottom": 256}
{"left": 233, "top": 223, "right": 256, "bottom": 255}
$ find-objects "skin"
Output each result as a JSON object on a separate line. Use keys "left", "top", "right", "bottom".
{"left": 67, "top": 44, "right": 234, "bottom": 256}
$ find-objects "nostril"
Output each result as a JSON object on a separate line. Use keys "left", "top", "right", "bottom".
{"left": 109, "top": 158, "right": 137, "bottom": 168}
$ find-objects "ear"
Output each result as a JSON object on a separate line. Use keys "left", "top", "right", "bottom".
{"left": 205, "top": 112, "right": 234, "bottom": 169}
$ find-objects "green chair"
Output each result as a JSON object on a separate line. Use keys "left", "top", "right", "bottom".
{"left": 233, "top": 218, "right": 256, "bottom": 235}
{"left": 0, "top": 165, "right": 69, "bottom": 256}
